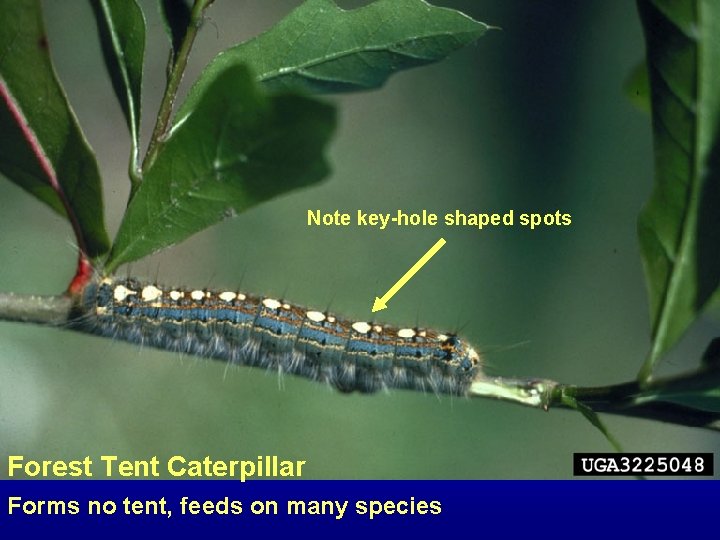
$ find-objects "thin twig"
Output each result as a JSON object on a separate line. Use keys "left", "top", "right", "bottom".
{"left": 140, "top": 0, "right": 215, "bottom": 179}
{"left": 0, "top": 292, "right": 73, "bottom": 326}
{"left": 1, "top": 290, "right": 718, "bottom": 432}
{"left": 468, "top": 376, "right": 557, "bottom": 409}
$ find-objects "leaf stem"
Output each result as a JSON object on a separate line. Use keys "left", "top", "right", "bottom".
{"left": 140, "top": 0, "right": 214, "bottom": 179}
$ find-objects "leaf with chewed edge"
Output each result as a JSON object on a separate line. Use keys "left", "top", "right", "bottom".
{"left": 177, "top": 0, "right": 490, "bottom": 120}
{"left": 0, "top": 0, "right": 110, "bottom": 258}
{"left": 106, "top": 65, "right": 335, "bottom": 271}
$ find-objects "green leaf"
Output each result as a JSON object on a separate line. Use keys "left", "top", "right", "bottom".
{"left": 0, "top": 0, "right": 110, "bottom": 258}
{"left": 177, "top": 0, "right": 489, "bottom": 118}
{"left": 561, "top": 393, "right": 623, "bottom": 452}
{"left": 623, "top": 60, "right": 650, "bottom": 113}
{"left": 91, "top": 0, "right": 145, "bottom": 176}
{"left": 636, "top": 0, "right": 720, "bottom": 381}
{"left": 643, "top": 386, "right": 720, "bottom": 413}
{"left": 158, "top": 0, "right": 192, "bottom": 68}
{"left": 634, "top": 368, "right": 720, "bottom": 413}
{"left": 701, "top": 337, "right": 720, "bottom": 368}
{"left": 106, "top": 65, "right": 336, "bottom": 271}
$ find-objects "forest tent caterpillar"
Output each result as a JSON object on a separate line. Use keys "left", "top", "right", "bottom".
{"left": 70, "top": 276, "right": 482, "bottom": 395}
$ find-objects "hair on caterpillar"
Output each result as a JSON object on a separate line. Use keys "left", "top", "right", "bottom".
{"left": 68, "top": 274, "right": 484, "bottom": 396}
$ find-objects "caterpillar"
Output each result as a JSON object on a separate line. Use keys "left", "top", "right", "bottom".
{"left": 69, "top": 276, "right": 482, "bottom": 395}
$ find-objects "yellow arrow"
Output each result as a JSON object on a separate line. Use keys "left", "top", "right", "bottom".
{"left": 372, "top": 238, "right": 447, "bottom": 313}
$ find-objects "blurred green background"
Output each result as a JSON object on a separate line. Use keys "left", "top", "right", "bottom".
{"left": 1, "top": 0, "right": 718, "bottom": 479}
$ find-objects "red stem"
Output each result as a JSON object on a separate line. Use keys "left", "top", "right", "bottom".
{"left": 0, "top": 77, "right": 92, "bottom": 292}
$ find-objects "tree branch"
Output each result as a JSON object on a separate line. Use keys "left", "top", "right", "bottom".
{"left": 0, "top": 292, "right": 72, "bottom": 326}
{"left": 1, "top": 291, "right": 718, "bottom": 433}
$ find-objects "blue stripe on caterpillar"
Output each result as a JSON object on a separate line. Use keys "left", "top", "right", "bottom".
{"left": 70, "top": 276, "right": 482, "bottom": 395}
